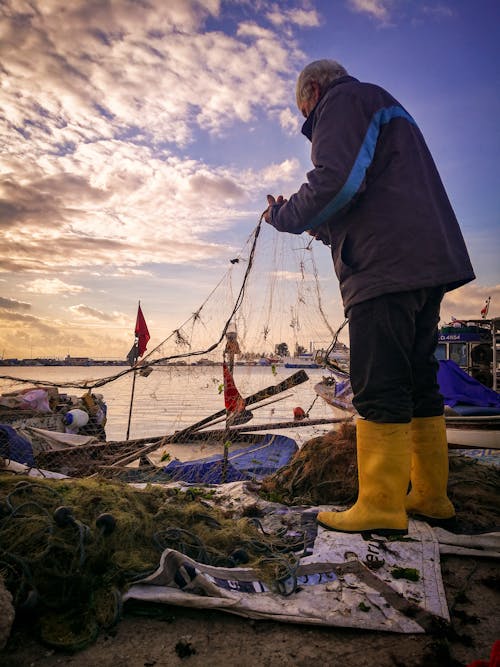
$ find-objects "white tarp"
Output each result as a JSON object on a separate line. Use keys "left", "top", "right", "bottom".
{"left": 123, "top": 478, "right": 454, "bottom": 634}
{"left": 123, "top": 518, "right": 446, "bottom": 633}
{"left": 123, "top": 481, "right": 499, "bottom": 632}
{"left": 4, "top": 460, "right": 69, "bottom": 479}
{"left": 433, "top": 527, "right": 500, "bottom": 558}
{"left": 23, "top": 427, "right": 97, "bottom": 450}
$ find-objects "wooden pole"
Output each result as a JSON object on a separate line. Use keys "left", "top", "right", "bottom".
{"left": 223, "top": 338, "right": 236, "bottom": 482}
{"left": 221, "top": 438, "right": 230, "bottom": 483}
{"left": 197, "top": 416, "right": 349, "bottom": 436}
{"left": 228, "top": 349, "right": 235, "bottom": 375}
{"left": 205, "top": 393, "right": 293, "bottom": 429}
{"left": 125, "top": 301, "right": 140, "bottom": 441}
{"left": 125, "top": 368, "right": 137, "bottom": 441}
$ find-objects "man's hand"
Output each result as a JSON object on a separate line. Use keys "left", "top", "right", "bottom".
{"left": 264, "top": 194, "right": 287, "bottom": 223}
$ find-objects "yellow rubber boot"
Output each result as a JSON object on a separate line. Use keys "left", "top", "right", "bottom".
{"left": 316, "top": 419, "right": 411, "bottom": 536}
{"left": 405, "top": 416, "right": 455, "bottom": 524}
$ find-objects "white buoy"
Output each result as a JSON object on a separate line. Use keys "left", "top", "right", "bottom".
{"left": 64, "top": 408, "right": 89, "bottom": 433}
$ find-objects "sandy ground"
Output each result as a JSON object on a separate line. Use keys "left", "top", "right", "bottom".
{"left": 1, "top": 431, "right": 498, "bottom": 667}
{"left": 1, "top": 554, "right": 499, "bottom": 667}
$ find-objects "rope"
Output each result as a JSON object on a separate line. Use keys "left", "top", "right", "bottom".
{"left": 304, "top": 394, "right": 319, "bottom": 417}
{"left": 0, "top": 214, "right": 265, "bottom": 391}
{"left": 322, "top": 318, "right": 350, "bottom": 374}
{"left": 0, "top": 476, "right": 309, "bottom": 620}
{"left": 310, "top": 249, "right": 336, "bottom": 337}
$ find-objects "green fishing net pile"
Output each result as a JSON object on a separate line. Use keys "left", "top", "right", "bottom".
{"left": 0, "top": 473, "right": 302, "bottom": 651}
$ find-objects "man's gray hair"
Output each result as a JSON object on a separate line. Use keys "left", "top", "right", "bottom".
{"left": 296, "top": 59, "right": 348, "bottom": 107}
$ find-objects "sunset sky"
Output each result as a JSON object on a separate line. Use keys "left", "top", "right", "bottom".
{"left": 1, "top": 0, "right": 499, "bottom": 361}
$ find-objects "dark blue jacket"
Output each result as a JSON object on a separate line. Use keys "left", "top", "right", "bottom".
{"left": 269, "top": 76, "right": 475, "bottom": 312}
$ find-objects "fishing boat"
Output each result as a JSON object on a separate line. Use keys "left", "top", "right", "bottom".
{"left": 314, "top": 370, "right": 500, "bottom": 449}
{"left": 436, "top": 316, "right": 499, "bottom": 390}
{"left": 0, "top": 385, "right": 108, "bottom": 467}
{"left": 26, "top": 428, "right": 300, "bottom": 483}
{"left": 436, "top": 316, "right": 500, "bottom": 447}
{"left": 284, "top": 353, "right": 320, "bottom": 369}
{"left": 444, "top": 413, "right": 500, "bottom": 448}
{"left": 437, "top": 356, "right": 500, "bottom": 447}
{"left": 109, "top": 365, "right": 338, "bottom": 484}
{"left": 147, "top": 431, "right": 299, "bottom": 484}
{"left": 314, "top": 317, "right": 500, "bottom": 451}
{"left": 313, "top": 372, "right": 355, "bottom": 418}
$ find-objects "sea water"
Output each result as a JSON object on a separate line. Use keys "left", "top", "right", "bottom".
{"left": 0, "top": 365, "right": 336, "bottom": 445}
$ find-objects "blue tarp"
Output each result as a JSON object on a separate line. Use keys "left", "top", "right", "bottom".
{"left": 438, "top": 360, "right": 500, "bottom": 409}
{"left": 163, "top": 433, "right": 298, "bottom": 484}
{"left": 0, "top": 424, "right": 35, "bottom": 466}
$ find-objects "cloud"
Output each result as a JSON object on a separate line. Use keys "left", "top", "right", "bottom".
{"left": 347, "top": 0, "right": 392, "bottom": 21}
{"left": 260, "top": 158, "right": 301, "bottom": 185}
{"left": 22, "top": 278, "right": 88, "bottom": 295}
{"left": 0, "top": 135, "right": 302, "bottom": 274}
{"left": 1, "top": 0, "right": 303, "bottom": 156}
{"left": 0, "top": 308, "right": 60, "bottom": 334}
{"left": 348, "top": 0, "right": 455, "bottom": 25}
{"left": 68, "top": 304, "right": 125, "bottom": 322}
{"left": 113, "top": 267, "right": 155, "bottom": 277}
{"left": 0, "top": 305, "right": 130, "bottom": 358}
{"left": 441, "top": 283, "right": 500, "bottom": 322}
{"left": 187, "top": 173, "right": 246, "bottom": 202}
{"left": 421, "top": 4, "right": 455, "bottom": 19}
{"left": 0, "top": 175, "right": 108, "bottom": 230}
{"left": 266, "top": 6, "right": 320, "bottom": 28}
{"left": 279, "top": 108, "right": 301, "bottom": 135}
{"left": 271, "top": 270, "right": 314, "bottom": 282}
{"left": 0, "top": 0, "right": 311, "bottom": 287}
{"left": 0, "top": 297, "right": 31, "bottom": 311}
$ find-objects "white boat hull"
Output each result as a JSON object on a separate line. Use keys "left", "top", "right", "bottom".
{"left": 445, "top": 416, "right": 500, "bottom": 449}
{"left": 314, "top": 380, "right": 500, "bottom": 450}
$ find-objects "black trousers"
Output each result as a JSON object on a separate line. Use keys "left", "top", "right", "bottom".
{"left": 347, "top": 287, "right": 445, "bottom": 423}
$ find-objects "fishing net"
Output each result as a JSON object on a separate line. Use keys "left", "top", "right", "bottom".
{"left": 0, "top": 217, "right": 350, "bottom": 483}
{"left": 0, "top": 217, "right": 346, "bottom": 382}
{"left": 0, "top": 473, "right": 308, "bottom": 650}
{"left": 259, "top": 422, "right": 500, "bottom": 535}
{"left": 260, "top": 422, "right": 359, "bottom": 505}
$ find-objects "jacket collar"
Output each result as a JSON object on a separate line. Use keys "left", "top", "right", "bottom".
{"left": 301, "top": 75, "right": 358, "bottom": 141}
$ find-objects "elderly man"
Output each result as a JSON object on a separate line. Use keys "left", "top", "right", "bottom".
{"left": 265, "top": 59, "right": 475, "bottom": 535}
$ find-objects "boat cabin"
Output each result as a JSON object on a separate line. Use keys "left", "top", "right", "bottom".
{"left": 436, "top": 317, "right": 499, "bottom": 390}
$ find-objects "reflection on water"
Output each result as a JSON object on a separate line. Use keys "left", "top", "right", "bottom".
{"left": 0, "top": 365, "right": 337, "bottom": 444}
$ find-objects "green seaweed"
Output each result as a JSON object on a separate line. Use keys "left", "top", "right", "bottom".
{"left": 391, "top": 567, "right": 420, "bottom": 582}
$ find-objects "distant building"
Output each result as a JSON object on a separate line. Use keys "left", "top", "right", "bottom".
{"left": 64, "top": 355, "right": 92, "bottom": 366}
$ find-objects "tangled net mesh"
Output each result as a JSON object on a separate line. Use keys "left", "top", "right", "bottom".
{"left": 0, "top": 472, "right": 309, "bottom": 650}
{"left": 0, "top": 217, "right": 350, "bottom": 484}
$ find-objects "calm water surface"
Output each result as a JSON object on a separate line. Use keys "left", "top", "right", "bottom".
{"left": 0, "top": 365, "right": 337, "bottom": 445}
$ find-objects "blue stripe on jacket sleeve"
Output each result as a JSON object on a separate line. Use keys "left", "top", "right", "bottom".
{"left": 307, "top": 105, "right": 417, "bottom": 230}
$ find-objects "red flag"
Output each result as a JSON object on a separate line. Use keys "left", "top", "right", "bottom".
{"left": 222, "top": 362, "right": 253, "bottom": 426}
{"left": 135, "top": 305, "right": 150, "bottom": 357}
{"left": 223, "top": 362, "right": 245, "bottom": 412}
{"left": 480, "top": 297, "right": 491, "bottom": 319}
